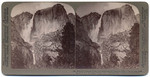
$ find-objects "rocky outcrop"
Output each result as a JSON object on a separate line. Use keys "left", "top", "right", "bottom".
{"left": 74, "top": 12, "right": 102, "bottom": 68}
{"left": 11, "top": 21, "right": 33, "bottom": 69}
{"left": 98, "top": 4, "right": 137, "bottom": 43}
{"left": 100, "top": 31, "right": 130, "bottom": 68}
{"left": 81, "top": 12, "right": 101, "bottom": 33}
{"left": 11, "top": 12, "right": 33, "bottom": 68}
{"left": 76, "top": 15, "right": 101, "bottom": 68}
{"left": 33, "top": 22, "right": 75, "bottom": 68}
{"left": 122, "top": 23, "right": 139, "bottom": 68}
{"left": 30, "top": 4, "right": 69, "bottom": 42}
{"left": 11, "top": 12, "right": 33, "bottom": 42}
{"left": 55, "top": 22, "right": 75, "bottom": 68}
{"left": 68, "top": 13, "right": 76, "bottom": 26}
{"left": 81, "top": 12, "right": 101, "bottom": 42}
{"left": 97, "top": 4, "right": 139, "bottom": 68}
{"left": 11, "top": 12, "right": 33, "bottom": 34}
{"left": 33, "top": 30, "right": 63, "bottom": 68}
{"left": 29, "top": 4, "right": 76, "bottom": 68}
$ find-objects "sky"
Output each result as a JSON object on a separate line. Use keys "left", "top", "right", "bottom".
{"left": 11, "top": 2, "right": 75, "bottom": 17}
{"left": 76, "top": 3, "right": 140, "bottom": 17}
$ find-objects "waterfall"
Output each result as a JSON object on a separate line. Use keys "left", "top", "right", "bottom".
{"left": 30, "top": 42, "right": 36, "bottom": 65}
{"left": 20, "top": 15, "right": 63, "bottom": 65}
{"left": 89, "top": 19, "right": 101, "bottom": 43}
{"left": 21, "top": 17, "right": 33, "bottom": 43}
{"left": 89, "top": 18, "right": 103, "bottom": 65}
{"left": 92, "top": 19, "right": 104, "bottom": 66}
{"left": 98, "top": 48, "right": 104, "bottom": 65}
{"left": 20, "top": 17, "right": 36, "bottom": 65}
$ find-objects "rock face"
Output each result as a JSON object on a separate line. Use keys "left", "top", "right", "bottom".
{"left": 81, "top": 12, "right": 101, "bottom": 42}
{"left": 75, "top": 12, "right": 103, "bottom": 68}
{"left": 97, "top": 4, "right": 139, "bottom": 68}
{"left": 11, "top": 4, "right": 75, "bottom": 69}
{"left": 98, "top": 4, "right": 137, "bottom": 43}
{"left": 30, "top": 4, "right": 75, "bottom": 68}
{"left": 100, "top": 31, "right": 130, "bottom": 68}
{"left": 11, "top": 12, "right": 33, "bottom": 42}
{"left": 122, "top": 23, "right": 139, "bottom": 68}
{"left": 68, "top": 13, "right": 76, "bottom": 26}
{"left": 76, "top": 14, "right": 101, "bottom": 68}
{"left": 55, "top": 22, "right": 75, "bottom": 68}
{"left": 81, "top": 12, "right": 101, "bottom": 33}
{"left": 33, "top": 30, "right": 63, "bottom": 68}
{"left": 30, "top": 4, "right": 69, "bottom": 42}
{"left": 11, "top": 12, "right": 33, "bottom": 68}
{"left": 33, "top": 22, "right": 75, "bottom": 68}
{"left": 11, "top": 12, "right": 33, "bottom": 34}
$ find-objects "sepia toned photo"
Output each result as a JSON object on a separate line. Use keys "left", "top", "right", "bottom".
{"left": 11, "top": 2, "right": 140, "bottom": 69}
{"left": 76, "top": 3, "right": 140, "bottom": 69}
{"left": 11, "top": 3, "right": 76, "bottom": 69}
